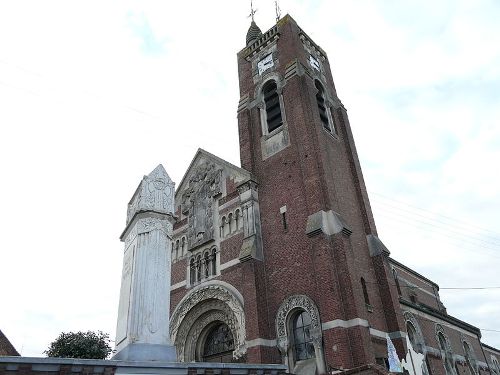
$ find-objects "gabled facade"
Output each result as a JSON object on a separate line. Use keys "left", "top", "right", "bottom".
{"left": 0, "top": 329, "right": 19, "bottom": 357}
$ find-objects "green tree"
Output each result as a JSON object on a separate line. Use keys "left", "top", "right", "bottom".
{"left": 44, "top": 330, "right": 112, "bottom": 359}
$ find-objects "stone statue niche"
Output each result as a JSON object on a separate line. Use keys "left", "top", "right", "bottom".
{"left": 181, "top": 162, "right": 222, "bottom": 250}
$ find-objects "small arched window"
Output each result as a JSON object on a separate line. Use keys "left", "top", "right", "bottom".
{"left": 181, "top": 237, "right": 186, "bottom": 256}
{"left": 263, "top": 80, "right": 283, "bottom": 132}
{"left": 220, "top": 216, "right": 225, "bottom": 237}
{"left": 221, "top": 216, "right": 228, "bottom": 237}
{"left": 235, "top": 209, "right": 241, "bottom": 230}
{"left": 315, "top": 80, "right": 331, "bottom": 132}
{"left": 190, "top": 258, "right": 196, "bottom": 284}
{"left": 196, "top": 254, "right": 202, "bottom": 282}
{"left": 211, "top": 248, "right": 217, "bottom": 276}
{"left": 361, "top": 277, "right": 370, "bottom": 305}
{"left": 292, "top": 311, "right": 315, "bottom": 361}
{"left": 228, "top": 213, "right": 234, "bottom": 233}
{"left": 204, "top": 251, "right": 210, "bottom": 278}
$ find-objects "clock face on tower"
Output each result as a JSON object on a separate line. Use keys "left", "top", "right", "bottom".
{"left": 258, "top": 53, "right": 274, "bottom": 75}
{"left": 309, "top": 54, "right": 320, "bottom": 71}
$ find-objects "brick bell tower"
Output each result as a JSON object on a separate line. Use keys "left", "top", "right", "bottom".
{"left": 237, "top": 15, "right": 406, "bottom": 373}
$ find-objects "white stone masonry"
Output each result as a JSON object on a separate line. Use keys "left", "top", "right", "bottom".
{"left": 113, "top": 164, "right": 177, "bottom": 362}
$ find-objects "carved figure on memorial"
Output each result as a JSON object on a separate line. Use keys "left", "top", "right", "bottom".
{"left": 180, "top": 162, "right": 222, "bottom": 250}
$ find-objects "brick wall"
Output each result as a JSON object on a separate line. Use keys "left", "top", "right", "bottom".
{"left": 0, "top": 357, "right": 287, "bottom": 375}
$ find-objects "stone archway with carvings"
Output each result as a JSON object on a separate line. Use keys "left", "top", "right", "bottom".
{"left": 275, "top": 294, "right": 326, "bottom": 374}
{"left": 170, "top": 282, "right": 246, "bottom": 362}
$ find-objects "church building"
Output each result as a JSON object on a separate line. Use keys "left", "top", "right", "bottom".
{"left": 165, "top": 14, "right": 500, "bottom": 375}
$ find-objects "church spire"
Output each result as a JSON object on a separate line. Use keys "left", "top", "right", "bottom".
{"left": 246, "top": 0, "right": 262, "bottom": 46}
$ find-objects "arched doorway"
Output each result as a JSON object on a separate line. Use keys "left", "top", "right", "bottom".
{"left": 201, "top": 322, "right": 235, "bottom": 362}
{"left": 170, "top": 283, "right": 246, "bottom": 362}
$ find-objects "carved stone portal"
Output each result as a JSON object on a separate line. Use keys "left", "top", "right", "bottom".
{"left": 275, "top": 294, "right": 326, "bottom": 374}
{"left": 170, "top": 283, "right": 246, "bottom": 362}
{"left": 181, "top": 162, "right": 222, "bottom": 250}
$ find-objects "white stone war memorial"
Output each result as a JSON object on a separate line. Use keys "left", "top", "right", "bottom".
{"left": 113, "top": 165, "right": 177, "bottom": 361}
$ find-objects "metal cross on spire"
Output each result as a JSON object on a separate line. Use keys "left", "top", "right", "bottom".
{"left": 249, "top": 0, "right": 257, "bottom": 21}
{"left": 275, "top": 0, "right": 281, "bottom": 23}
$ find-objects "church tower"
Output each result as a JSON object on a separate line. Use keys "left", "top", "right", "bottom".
{"left": 236, "top": 15, "right": 406, "bottom": 372}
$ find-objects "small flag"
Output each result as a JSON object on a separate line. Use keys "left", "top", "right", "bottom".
{"left": 387, "top": 336, "right": 403, "bottom": 373}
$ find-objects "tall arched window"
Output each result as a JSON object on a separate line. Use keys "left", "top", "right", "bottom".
{"left": 463, "top": 342, "right": 477, "bottom": 375}
{"left": 292, "top": 310, "right": 315, "bottom": 361}
{"left": 361, "top": 277, "right": 370, "bottom": 305}
{"left": 437, "top": 331, "right": 454, "bottom": 375}
{"left": 491, "top": 357, "right": 500, "bottom": 375}
{"left": 263, "top": 80, "right": 283, "bottom": 132}
{"left": 407, "top": 322, "right": 419, "bottom": 351}
{"left": 315, "top": 80, "right": 331, "bottom": 132}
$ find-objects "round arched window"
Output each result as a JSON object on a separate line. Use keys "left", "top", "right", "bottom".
{"left": 202, "top": 323, "right": 235, "bottom": 362}
{"left": 292, "top": 311, "right": 315, "bottom": 361}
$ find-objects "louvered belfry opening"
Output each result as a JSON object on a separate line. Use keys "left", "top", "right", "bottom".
{"left": 315, "top": 80, "right": 331, "bottom": 131}
{"left": 263, "top": 80, "right": 283, "bottom": 132}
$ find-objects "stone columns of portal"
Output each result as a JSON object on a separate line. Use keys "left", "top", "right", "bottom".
{"left": 113, "top": 164, "right": 177, "bottom": 361}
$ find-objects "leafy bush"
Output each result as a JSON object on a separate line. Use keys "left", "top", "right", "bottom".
{"left": 44, "top": 330, "right": 112, "bottom": 359}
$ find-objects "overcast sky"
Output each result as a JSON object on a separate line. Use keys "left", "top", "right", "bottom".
{"left": 0, "top": 0, "right": 499, "bottom": 357}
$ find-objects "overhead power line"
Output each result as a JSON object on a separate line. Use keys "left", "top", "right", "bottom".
{"left": 369, "top": 191, "right": 500, "bottom": 239}
{"left": 439, "top": 286, "right": 500, "bottom": 290}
